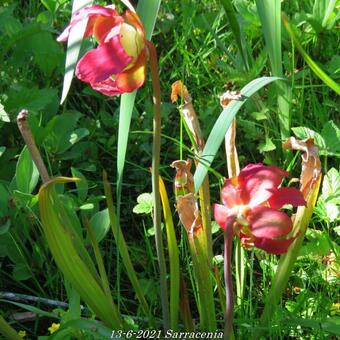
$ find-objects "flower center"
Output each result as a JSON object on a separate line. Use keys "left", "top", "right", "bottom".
{"left": 120, "top": 23, "right": 143, "bottom": 62}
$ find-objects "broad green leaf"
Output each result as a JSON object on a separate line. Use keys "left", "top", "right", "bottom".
{"left": 90, "top": 209, "right": 110, "bottom": 243}
{"left": 60, "top": 0, "right": 94, "bottom": 104}
{"left": 322, "top": 120, "right": 340, "bottom": 155}
{"left": 133, "top": 193, "right": 153, "bottom": 214}
{"left": 283, "top": 16, "right": 340, "bottom": 95}
{"left": 5, "top": 87, "right": 58, "bottom": 115}
{"left": 322, "top": 168, "right": 340, "bottom": 197}
{"left": 16, "top": 147, "right": 39, "bottom": 194}
{"left": 194, "top": 76, "right": 282, "bottom": 192}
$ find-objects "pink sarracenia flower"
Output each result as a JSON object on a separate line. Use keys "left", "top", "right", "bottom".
{"left": 57, "top": 4, "right": 147, "bottom": 96}
{"left": 214, "top": 163, "right": 306, "bottom": 254}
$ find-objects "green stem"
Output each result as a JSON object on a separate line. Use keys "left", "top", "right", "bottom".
{"left": 224, "top": 227, "right": 235, "bottom": 340}
{"left": 147, "top": 40, "right": 170, "bottom": 331}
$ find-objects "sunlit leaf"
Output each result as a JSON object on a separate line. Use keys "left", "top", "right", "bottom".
{"left": 194, "top": 76, "right": 282, "bottom": 192}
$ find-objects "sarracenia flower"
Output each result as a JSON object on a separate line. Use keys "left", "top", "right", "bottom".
{"left": 214, "top": 163, "right": 306, "bottom": 254}
{"left": 57, "top": 4, "right": 147, "bottom": 96}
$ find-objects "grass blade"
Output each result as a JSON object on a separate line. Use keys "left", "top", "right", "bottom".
{"left": 220, "top": 0, "right": 250, "bottom": 70}
{"left": 103, "top": 171, "right": 154, "bottom": 326}
{"left": 194, "top": 76, "right": 282, "bottom": 192}
{"left": 60, "top": 0, "right": 93, "bottom": 104}
{"left": 159, "top": 176, "right": 180, "bottom": 330}
{"left": 283, "top": 15, "right": 340, "bottom": 95}
{"left": 0, "top": 315, "right": 21, "bottom": 340}
{"left": 256, "top": 0, "right": 291, "bottom": 140}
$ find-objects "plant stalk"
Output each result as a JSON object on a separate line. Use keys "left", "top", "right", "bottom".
{"left": 147, "top": 40, "right": 170, "bottom": 331}
{"left": 224, "top": 226, "right": 235, "bottom": 340}
{"left": 17, "top": 109, "right": 49, "bottom": 183}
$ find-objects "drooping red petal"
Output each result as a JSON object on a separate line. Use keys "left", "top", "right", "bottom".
{"left": 90, "top": 78, "right": 122, "bottom": 96}
{"left": 114, "top": 49, "right": 147, "bottom": 93}
{"left": 252, "top": 236, "right": 296, "bottom": 254}
{"left": 221, "top": 178, "right": 243, "bottom": 209}
{"left": 213, "top": 204, "right": 236, "bottom": 231}
{"left": 238, "top": 163, "right": 288, "bottom": 207}
{"left": 247, "top": 206, "right": 293, "bottom": 238}
{"left": 75, "top": 36, "right": 132, "bottom": 84}
{"left": 268, "top": 187, "right": 306, "bottom": 209}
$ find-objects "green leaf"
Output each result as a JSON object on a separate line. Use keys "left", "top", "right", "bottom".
{"left": 133, "top": 193, "right": 153, "bottom": 214}
{"left": 321, "top": 120, "right": 340, "bottom": 155}
{"left": 5, "top": 87, "right": 58, "bottom": 115}
{"left": 90, "top": 209, "right": 110, "bottom": 243}
{"left": 256, "top": 0, "right": 291, "bottom": 139}
{"left": 38, "top": 177, "right": 122, "bottom": 328}
{"left": 283, "top": 16, "right": 340, "bottom": 95}
{"left": 41, "top": 0, "right": 57, "bottom": 13}
{"left": 0, "top": 102, "right": 10, "bottom": 122}
{"left": 71, "top": 167, "right": 88, "bottom": 201}
{"left": 322, "top": 168, "right": 340, "bottom": 198}
{"left": 60, "top": 0, "right": 94, "bottom": 104}
{"left": 16, "top": 147, "right": 39, "bottom": 194}
{"left": 12, "top": 263, "right": 32, "bottom": 281}
{"left": 194, "top": 76, "right": 282, "bottom": 192}
{"left": 292, "top": 126, "right": 326, "bottom": 149}
{"left": 258, "top": 136, "right": 276, "bottom": 153}
{"left": 0, "top": 147, "right": 5, "bottom": 157}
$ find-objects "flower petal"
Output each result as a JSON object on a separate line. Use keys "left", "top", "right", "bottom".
{"left": 75, "top": 35, "right": 132, "bottom": 84}
{"left": 114, "top": 49, "right": 147, "bottom": 93}
{"left": 268, "top": 187, "right": 306, "bottom": 209}
{"left": 221, "top": 178, "right": 243, "bottom": 209}
{"left": 124, "top": 10, "right": 145, "bottom": 40}
{"left": 213, "top": 204, "right": 236, "bottom": 231}
{"left": 247, "top": 206, "right": 293, "bottom": 238}
{"left": 93, "top": 16, "right": 122, "bottom": 43}
{"left": 238, "top": 163, "right": 288, "bottom": 207}
{"left": 90, "top": 78, "right": 122, "bottom": 96}
{"left": 57, "top": 5, "right": 119, "bottom": 42}
{"left": 253, "top": 236, "right": 295, "bottom": 254}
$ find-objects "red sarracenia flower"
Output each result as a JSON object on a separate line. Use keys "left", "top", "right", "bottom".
{"left": 58, "top": 4, "right": 147, "bottom": 96}
{"left": 214, "top": 163, "right": 306, "bottom": 254}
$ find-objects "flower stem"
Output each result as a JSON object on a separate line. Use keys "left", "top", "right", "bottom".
{"left": 147, "top": 40, "right": 170, "bottom": 331}
{"left": 17, "top": 109, "right": 50, "bottom": 183}
{"left": 224, "top": 226, "right": 235, "bottom": 340}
